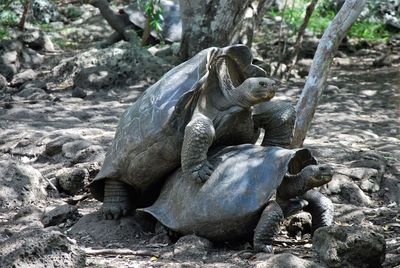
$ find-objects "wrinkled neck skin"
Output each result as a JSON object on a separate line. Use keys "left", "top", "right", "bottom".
{"left": 193, "top": 57, "right": 253, "bottom": 121}
{"left": 277, "top": 173, "right": 308, "bottom": 200}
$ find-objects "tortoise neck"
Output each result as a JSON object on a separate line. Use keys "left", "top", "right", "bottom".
{"left": 277, "top": 173, "right": 307, "bottom": 200}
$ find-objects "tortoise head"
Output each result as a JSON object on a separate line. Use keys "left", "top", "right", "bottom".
{"left": 229, "top": 77, "right": 278, "bottom": 108}
{"left": 227, "top": 77, "right": 279, "bottom": 108}
{"left": 302, "top": 164, "right": 333, "bottom": 190}
{"left": 206, "top": 45, "right": 277, "bottom": 109}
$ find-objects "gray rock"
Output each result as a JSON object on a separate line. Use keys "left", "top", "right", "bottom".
{"left": 340, "top": 182, "right": 371, "bottom": 206}
{"left": 53, "top": 41, "right": 171, "bottom": 89}
{"left": 44, "top": 134, "right": 82, "bottom": 156}
{"left": 71, "top": 87, "right": 87, "bottom": 98}
{"left": 173, "top": 235, "right": 213, "bottom": 260}
{"left": 0, "top": 228, "right": 85, "bottom": 267}
{"left": 56, "top": 167, "right": 89, "bottom": 195}
{"left": 3, "top": 205, "right": 45, "bottom": 234}
{"left": 31, "top": 0, "right": 62, "bottom": 24}
{"left": 73, "top": 65, "right": 117, "bottom": 89}
{"left": 41, "top": 204, "right": 80, "bottom": 227}
{"left": 255, "top": 253, "right": 323, "bottom": 268}
{"left": 337, "top": 167, "right": 381, "bottom": 193}
{"left": 0, "top": 73, "right": 7, "bottom": 90}
{"left": 19, "top": 80, "right": 47, "bottom": 91}
{"left": 16, "top": 87, "right": 51, "bottom": 101}
{"left": 285, "top": 212, "right": 312, "bottom": 237}
{"left": 0, "top": 40, "right": 23, "bottom": 80}
{"left": 0, "top": 156, "right": 46, "bottom": 212}
{"left": 10, "top": 69, "right": 38, "bottom": 87}
{"left": 20, "top": 47, "right": 44, "bottom": 69}
{"left": 18, "top": 29, "right": 55, "bottom": 52}
{"left": 313, "top": 225, "right": 386, "bottom": 268}
{"left": 70, "top": 145, "right": 105, "bottom": 165}
{"left": 322, "top": 173, "right": 371, "bottom": 206}
{"left": 62, "top": 139, "right": 92, "bottom": 159}
{"left": 148, "top": 45, "right": 173, "bottom": 58}
{"left": 334, "top": 204, "right": 370, "bottom": 225}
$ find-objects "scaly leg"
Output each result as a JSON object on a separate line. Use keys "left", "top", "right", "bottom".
{"left": 252, "top": 100, "right": 295, "bottom": 148}
{"left": 302, "top": 190, "right": 334, "bottom": 233}
{"left": 102, "top": 179, "right": 130, "bottom": 220}
{"left": 253, "top": 201, "right": 283, "bottom": 253}
{"left": 181, "top": 114, "right": 215, "bottom": 183}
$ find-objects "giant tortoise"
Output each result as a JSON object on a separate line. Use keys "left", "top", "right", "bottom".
{"left": 91, "top": 44, "right": 295, "bottom": 219}
{"left": 140, "top": 144, "right": 334, "bottom": 252}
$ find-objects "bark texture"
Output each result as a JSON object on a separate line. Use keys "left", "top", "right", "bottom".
{"left": 179, "top": 0, "right": 270, "bottom": 59}
{"left": 290, "top": 0, "right": 367, "bottom": 148}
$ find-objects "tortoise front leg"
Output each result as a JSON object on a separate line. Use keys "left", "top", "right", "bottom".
{"left": 252, "top": 101, "right": 295, "bottom": 148}
{"left": 181, "top": 114, "right": 215, "bottom": 183}
{"left": 102, "top": 179, "right": 130, "bottom": 220}
{"left": 301, "top": 190, "right": 334, "bottom": 234}
{"left": 253, "top": 201, "right": 284, "bottom": 253}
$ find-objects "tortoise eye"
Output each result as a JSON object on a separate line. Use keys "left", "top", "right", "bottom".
{"left": 259, "top": 82, "right": 267, "bottom": 87}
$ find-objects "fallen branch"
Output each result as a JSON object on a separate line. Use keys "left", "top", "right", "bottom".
{"left": 83, "top": 248, "right": 160, "bottom": 257}
{"left": 274, "top": 239, "right": 311, "bottom": 245}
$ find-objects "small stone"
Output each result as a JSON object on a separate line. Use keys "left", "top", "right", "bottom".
{"left": 44, "top": 135, "right": 78, "bottom": 156}
{"left": 340, "top": 182, "right": 371, "bottom": 206}
{"left": 71, "top": 87, "right": 87, "bottom": 98}
{"left": 62, "top": 140, "right": 92, "bottom": 159}
{"left": 41, "top": 204, "right": 80, "bottom": 227}
{"left": 285, "top": 212, "right": 312, "bottom": 237}
{"left": 0, "top": 74, "right": 7, "bottom": 90}
{"left": 173, "top": 235, "right": 212, "bottom": 260}
{"left": 56, "top": 167, "right": 89, "bottom": 195}
{"left": 70, "top": 145, "right": 104, "bottom": 165}
{"left": 17, "top": 87, "right": 50, "bottom": 100}
{"left": 0, "top": 156, "right": 46, "bottom": 211}
{"left": 313, "top": 225, "right": 386, "bottom": 268}
{"left": 255, "top": 253, "right": 322, "bottom": 268}
{"left": 10, "top": 69, "right": 37, "bottom": 87}
{"left": 325, "top": 85, "right": 339, "bottom": 94}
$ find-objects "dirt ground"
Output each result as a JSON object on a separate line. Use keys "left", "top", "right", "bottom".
{"left": 0, "top": 7, "right": 399, "bottom": 267}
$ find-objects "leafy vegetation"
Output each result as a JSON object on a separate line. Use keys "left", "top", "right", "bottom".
{"left": 0, "top": 9, "right": 18, "bottom": 40}
{"left": 268, "top": 0, "right": 391, "bottom": 41}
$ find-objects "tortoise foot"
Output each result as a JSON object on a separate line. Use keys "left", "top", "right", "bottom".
{"left": 187, "top": 160, "right": 214, "bottom": 183}
{"left": 102, "top": 202, "right": 129, "bottom": 220}
{"left": 102, "top": 179, "right": 130, "bottom": 220}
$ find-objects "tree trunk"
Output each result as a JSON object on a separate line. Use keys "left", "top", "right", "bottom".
{"left": 290, "top": 0, "right": 366, "bottom": 148}
{"left": 18, "top": 0, "right": 31, "bottom": 31}
{"left": 285, "top": 0, "right": 319, "bottom": 79}
{"left": 179, "top": 0, "right": 267, "bottom": 59}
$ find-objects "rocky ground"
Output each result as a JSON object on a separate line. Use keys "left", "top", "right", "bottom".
{"left": 0, "top": 3, "right": 400, "bottom": 268}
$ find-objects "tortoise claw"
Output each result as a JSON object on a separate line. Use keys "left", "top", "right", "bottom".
{"left": 101, "top": 203, "right": 129, "bottom": 220}
{"left": 189, "top": 161, "right": 214, "bottom": 183}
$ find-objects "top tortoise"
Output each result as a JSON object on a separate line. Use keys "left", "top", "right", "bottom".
{"left": 90, "top": 44, "right": 295, "bottom": 219}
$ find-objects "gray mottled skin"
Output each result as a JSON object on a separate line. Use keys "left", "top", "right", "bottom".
{"left": 90, "top": 45, "right": 295, "bottom": 219}
{"left": 140, "top": 144, "right": 333, "bottom": 253}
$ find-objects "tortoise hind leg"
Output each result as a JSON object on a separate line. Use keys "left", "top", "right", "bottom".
{"left": 301, "top": 190, "right": 334, "bottom": 233}
{"left": 102, "top": 179, "right": 130, "bottom": 220}
{"left": 253, "top": 201, "right": 283, "bottom": 253}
